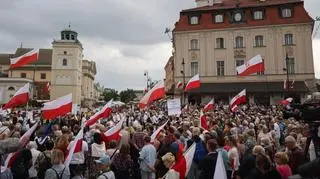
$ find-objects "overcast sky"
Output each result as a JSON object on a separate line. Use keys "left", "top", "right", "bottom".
{"left": 0, "top": 0, "right": 319, "bottom": 91}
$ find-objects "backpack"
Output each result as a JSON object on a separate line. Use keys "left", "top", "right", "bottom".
{"left": 51, "top": 167, "right": 66, "bottom": 179}
{"left": 193, "top": 141, "right": 206, "bottom": 164}
{"left": 37, "top": 153, "right": 52, "bottom": 179}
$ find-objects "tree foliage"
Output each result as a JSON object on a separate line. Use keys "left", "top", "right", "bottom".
{"left": 102, "top": 88, "right": 119, "bottom": 102}
{"left": 119, "top": 89, "right": 137, "bottom": 103}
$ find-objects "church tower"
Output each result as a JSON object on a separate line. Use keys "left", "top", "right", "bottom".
{"left": 51, "top": 26, "right": 82, "bottom": 105}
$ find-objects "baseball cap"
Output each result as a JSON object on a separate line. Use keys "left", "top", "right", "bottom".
{"left": 94, "top": 154, "right": 111, "bottom": 165}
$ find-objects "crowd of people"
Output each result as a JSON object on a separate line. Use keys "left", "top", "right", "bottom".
{"left": 0, "top": 101, "right": 318, "bottom": 179}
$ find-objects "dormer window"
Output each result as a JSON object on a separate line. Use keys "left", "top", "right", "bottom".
{"left": 190, "top": 16, "right": 199, "bottom": 25}
{"left": 232, "top": 11, "right": 244, "bottom": 23}
{"left": 281, "top": 8, "right": 292, "bottom": 18}
{"left": 215, "top": 14, "right": 224, "bottom": 23}
{"left": 253, "top": 10, "right": 264, "bottom": 20}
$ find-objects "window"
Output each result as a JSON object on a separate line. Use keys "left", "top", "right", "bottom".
{"left": 66, "top": 34, "right": 70, "bottom": 40}
{"left": 71, "top": 35, "right": 75, "bottom": 40}
{"left": 8, "top": 86, "right": 15, "bottom": 91}
{"left": 215, "top": 14, "right": 223, "bottom": 23}
{"left": 236, "top": 59, "right": 244, "bottom": 75}
{"left": 216, "top": 38, "right": 224, "bottom": 49}
{"left": 40, "top": 73, "right": 46, "bottom": 79}
{"left": 253, "top": 11, "right": 264, "bottom": 20}
{"left": 62, "top": 58, "right": 67, "bottom": 66}
{"left": 216, "top": 61, "right": 225, "bottom": 76}
{"left": 190, "top": 16, "right": 199, "bottom": 25}
{"left": 285, "top": 34, "right": 293, "bottom": 45}
{"left": 190, "top": 62, "right": 199, "bottom": 76}
{"left": 255, "top": 35, "right": 264, "bottom": 47}
{"left": 282, "top": 8, "right": 292, "bottom": 18}
{"left": 190, "top": 39, "right": 199, "bottom": 50}
{"left": 64, "top": 51, "right": 67, "bottom": 55}
{"left": 21, "top": 73, "right": 26, "bottom": 78}
{"left": 235, "top": 36, "right": 244, "bottom": 48}
{"left": 287, "top": 58, "right": 295, "bottom": 74}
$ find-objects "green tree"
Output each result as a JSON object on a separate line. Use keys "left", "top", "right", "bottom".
{"left": 102, "top": 88, "right": 118, "bottom": 102}
{"left": 119, "top": 89, "right": 137, "bottom": 103}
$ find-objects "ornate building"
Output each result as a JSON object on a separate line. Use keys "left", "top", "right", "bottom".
{"left": 171, "top": 0, "right": 315, "bottom": 105}
{"left": 0, "top": 28, "right": 98, "bottom": 107}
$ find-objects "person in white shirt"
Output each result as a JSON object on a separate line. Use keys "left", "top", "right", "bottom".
{"left": 91, "top": 132, "right": 106, "bottom": 158}
{"left": 227, "top": 136, "right": 240, "bottom": 177}
{"left": 68, "top": 137, "right": 88, "bottom": 177}
{"left": 27, "top": 141, "right": 41, "bottom": 179}
{"left": 95, "top": 154, "right": 115, "bottom": 179}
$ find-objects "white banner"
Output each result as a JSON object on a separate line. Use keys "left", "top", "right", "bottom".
{"left": 167, "top": 98, "right": 181, "bottom": 116}
{"left": 0, "top": 87, "right": 4, "bottom": 102}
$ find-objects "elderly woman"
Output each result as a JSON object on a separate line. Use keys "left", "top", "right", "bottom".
{"left": 44, "top": 149, "right": 70, "bottom": 179}
{"left": 161, "top": 152, "right": 177, "bottom": 178}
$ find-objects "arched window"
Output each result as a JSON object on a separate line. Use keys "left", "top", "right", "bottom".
{"left": 235, "top": 36, "right": 244, "bottom": 48}
{"left": 8, "top": 86, "right": 15, "bottom": 91}
{"left": 62, "top": 58, "right": 67, "bottom": 66}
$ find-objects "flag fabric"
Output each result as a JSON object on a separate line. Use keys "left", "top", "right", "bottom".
{"left": 10, "top": 49, "right": 39, "bottom": 69}
{"left": 101, "top": 119, "right": 124, "bottom": 142}
{"left": 200, "top": 111, "right": 209, "bottom": 131}
{"left": 44, "top": 82, "right": 50, "bottom": 93}
{"left": 64, "top": 127, "right": 84, "bottom": 167}
{"left": 42, "top": 93, "right": 72, "bottom": 120}
{"left": 185, "top": 74, "right": 200, "bottom": 92}
{"left": 3, "top": 83, "right": 30, "bottom": 110}
{"left": 213, "top": 152, "right": 227, "bottom": 179}
{"left": 230, "top": 89, "right": 246, "bottom": 109}
{"left": 150, "top": 120, "right": 168, "bottom": 143}
{"left": 4, "top": 122, "right": 39, "bottom": 169}
{"left": 280, "top": 97, "right": 293, "bottom": 106}
{"left": 236, "top": 54, "right": 264, "bottom": 76}
{"left": 231, "top": 105, "right": 239, "bottom": 113}
{"left": 84, "top": 99, "right": 113, "bottom": 127}
{"left": 176, "top": 81, "right": 183, "bottom": 89}
{"left": 168, "top": 143, "right": 196, "bottom": 179}
{"left": 204, "top": 99, "right": 214, "bottom": 112}
{"left": 139, "top": 81, "right": 165, "bottom": 109}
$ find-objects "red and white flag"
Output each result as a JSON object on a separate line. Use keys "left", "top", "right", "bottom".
{"left": 151, "top": 120, "right": 168, "bottom": 143}
{"left": 236, "top": 55, "right": 264, "bottom": 76}
{"left": 176, "top": 81, "right": 183, "bottom": 89}
{"left": 280, "top": 97, "right": 293, "bottom": 106}
{"left": 10, "top": 49, "right": 39, "bottom": 69}
{"left": 42, "top": 93, "right": 72, "bottom": 120}
{"left": 284, "top": 80, "right": 295, "bottom": 89}
{"left": 139, "top": 81, "right": 165, "bottom": 109}
{"left": 4, "top": 122, "right": 39, "bottom": 169}
{"left": 166, "top": 143, "right": 196, "bottom": 179}
{"left": 84, "top": 99, "right": 113, "bottom": 127}
{"left": 44, "top": 82, "right": 50, "bottom": 93}
{"left": 65, "top": 127, "right": 84, "bottom": 167}
{"left": 230, "top": 89, "right": 246, "bottom": 109}
{"left": 185, "top": 74, "right": 200, "bottom": 92}
{"left": 213, "top": 152, "right": 228, "bottom": 179}
{"left": 3, "top": 83, "right": 30, "bottom": 110}
{"left": 200, "top": 111, "right": 209, "bottom": 131}
{"left": 203, "top": 98, "right": 214, "bottom": 112}
{"left": 102, "top": 119, "right": 124, "bottom": 142}
{"left": 231, "top": 105, "right": 239, "bottom": 113}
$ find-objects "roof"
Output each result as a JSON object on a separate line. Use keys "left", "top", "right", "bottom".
{"left": 175, "top": 0, "right": 313, "bottom": 32}
{"left": 187, "top": 81, "right": 309, "bottom": 93}
{"left": 0, "top": 53, "right": 14, "bottom": 65}
{"left": 0, "top": 48, "right": 52, "bottom": 66}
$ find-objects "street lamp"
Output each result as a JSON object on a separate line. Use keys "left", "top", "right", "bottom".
{"left": 283, "top": 53, "right": 290, "bottom": 96}
{"left": 181, "top": 58, "right": 186, "bottom": 105}
{"left": 144, "top": 70, "right": 150, "bottom": 91}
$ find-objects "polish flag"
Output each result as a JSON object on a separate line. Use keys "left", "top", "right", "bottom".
{"left": 151, "top": 120, "right": 168, "bottom": 143}
{"left": 139, "top": 81, "right": 165, "bottom": 109}
{"left": 65, "top": 127, "right": 84, "bottom": 167}
{"left": 84, "top": 99, "right": 113, "bottom": 127}
{"left": 44, "top": 82, "right": 50, "bottom": 93}
{"left": 203, "top": 99, "right": 214, "bottom": 112}
{"left": 213, "top": 152, "right": 228, "bottom": 179}
{"left": 4, "top": 122, "right": 39, "bottom": 169}
{"left": 236, "top": 55, "right": 264, "bottom": 76}
{"left": 200, "top": 111, "right": 209, "bottom": 131}
{"left": 3, "top": 83, "right": 30, "bottom": 110}
{"left": 42, "top": 93, "right": 72, "bottom": 120}
{"left": 167, "top": 143, "right": 196, "bottom": 179}
{"left": 176, "top": 81, "right": 183, "bottom": 89}
{"left": 230, "top": 89, "right": 246, "bottom": 109}
{"left": 10, "top": 49, "right": 39, "bottom": 69}
{"left": 280, "top": 97, "right": 293, "bottom": 106}
{"left": 185, "top": 74, "right": 200, "bottom": 92}
{"left": 102, "top": 119, "right": 124, "bottom": 142}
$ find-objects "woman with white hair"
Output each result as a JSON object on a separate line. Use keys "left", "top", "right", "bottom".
{"left": 27, "top": 141, "right": 41, "bottom": 179}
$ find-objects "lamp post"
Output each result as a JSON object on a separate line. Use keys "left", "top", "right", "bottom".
{"left": 283, "top": 53, "right": 290, "bottom": 96}
{"left": 144, "top": 70, "right": 151, "bottom": 91}
{"left": 181, "top": 58, "right": 186, "bottom": 105}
